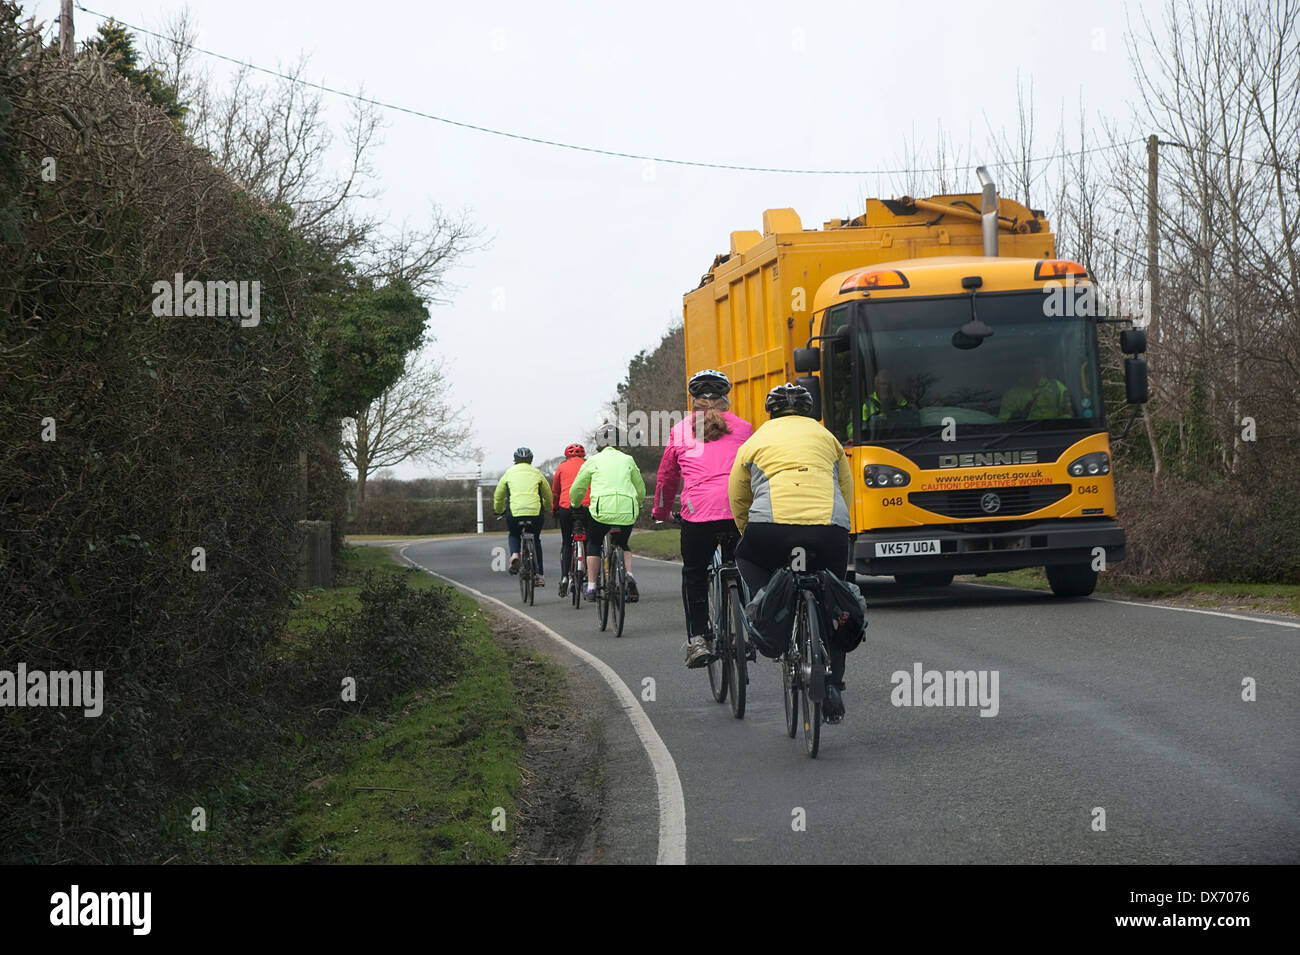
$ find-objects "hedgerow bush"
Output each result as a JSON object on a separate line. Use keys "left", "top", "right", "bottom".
{"left": 0, "top": 8, "right": 332, "bottom": 862}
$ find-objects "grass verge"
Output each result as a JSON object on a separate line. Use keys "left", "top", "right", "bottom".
{"left": 163, "top": 545, "right": 531, "bottom": 864}
{"left": 630, "top": 527, "right": 680, "bottom": 561}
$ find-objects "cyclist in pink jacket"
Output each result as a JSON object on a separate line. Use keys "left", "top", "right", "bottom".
{"left": 652, "top": 369, "right": 754, "bottom": 668}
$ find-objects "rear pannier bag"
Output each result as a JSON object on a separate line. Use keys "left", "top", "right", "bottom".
{"left": 815, "top": 570, "right": 868, "bottom": 654}
{"left": 742, "top": 567, "right": 797, "bottom": 659}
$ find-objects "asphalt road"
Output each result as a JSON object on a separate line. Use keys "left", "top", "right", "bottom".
{"left": 396, "top": 534, "right": 1299, "bottom": 865}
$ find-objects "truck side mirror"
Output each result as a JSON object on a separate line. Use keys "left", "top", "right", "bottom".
{"left": 1125, "top": 357, "right": 1148, "bottom": 404}
{"left": 793, "top": 347, "right": 821, "bottom": 373}
{"left": 795, "top": 375, "right": 822, "bottom": 420}
{"left": 1120, "top": 328, "right": 1147, "bottom": 355}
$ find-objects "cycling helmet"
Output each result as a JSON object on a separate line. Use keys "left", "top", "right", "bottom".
{"left": 593, "top": 424, "right": 619, "bottom": 449}
{"left": 688, "top": 368, "right": 731, "bottom": 400}
{"left": 765, "top": 382, "right": 815, "bottom": 419}
{"left": 565, "top": 442, "right": 586, "bottom": 459}
{"left": 513, "top": 446, "right": 533, "bottom": 463}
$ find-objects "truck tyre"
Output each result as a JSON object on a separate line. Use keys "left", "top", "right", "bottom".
{"left": 894, "top": 572, "right": 954, "bottom": 589}
{"left": 1046, "top": 563, "right": 1098, "bottom": 597}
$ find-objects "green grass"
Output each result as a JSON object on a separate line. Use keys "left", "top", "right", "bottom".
{"left": 963, "top": 568, "right": 1051, "bottom": 590}
{"left": 345, "top": 533, "right": 472, "bottom": 541}
{"left": 164, "top": 545, "right": 532, "bottom": 864}
{"left": 965, "top": 568, "right": 1300, "bottom": 613}
{"left": 263, "top": 603, "right": 523, "bottom": 864}
{"left": 284, "top": 544, "right": 432, "bottom": 640}
{"left": 631, "top": 528, "right": 680, "bottom": 561}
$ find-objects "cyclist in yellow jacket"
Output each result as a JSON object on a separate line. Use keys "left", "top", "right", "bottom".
{"left": 730, "top": 383, "right": 854, "bottom": 721}
{"left": 493, "top": 447, "right": 553, "bottom": 587}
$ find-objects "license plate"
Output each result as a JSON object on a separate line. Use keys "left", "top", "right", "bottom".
{"left": 874, "top": 539, "right": 940, "bottom": 557}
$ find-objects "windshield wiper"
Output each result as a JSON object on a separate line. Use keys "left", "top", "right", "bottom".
{"left": 878, "top": 420, "right": 1090, "bottom": 455}
{"left": 887, "top": 425, "right": 950, "bottom": 455}
{"left": 984, "top": 422, "right": 1088, "bottom": 448}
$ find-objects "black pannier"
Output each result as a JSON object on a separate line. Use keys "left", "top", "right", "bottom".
{"left": 814, "top": 570, "right": 868, "bottom": 653}
{"left": 742, "top": 567, "right": 797, "bottom": 659}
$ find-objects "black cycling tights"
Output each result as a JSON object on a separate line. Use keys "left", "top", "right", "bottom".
{"left": 679, "top": 518, "right": 739, "bottom": 638}
{"left": 736, "top": 523, "right": 850, "bottom": 688}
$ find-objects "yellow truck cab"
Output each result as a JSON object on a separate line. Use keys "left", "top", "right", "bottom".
{"left": 683, "top": 170, "right": 1149, "bottom": 596}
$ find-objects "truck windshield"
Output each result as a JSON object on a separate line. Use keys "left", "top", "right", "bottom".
{"left": 840, "top": 291, "right": 1106, "bottom": 442}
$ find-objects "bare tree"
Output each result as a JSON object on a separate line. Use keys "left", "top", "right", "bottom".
{"left": 985, "top": 71, "right": 1042, "bottom": 207}
{"left": 341, "top": 359, "right": 475, "bottom": 521}
{"left": 149, "top": 13, "right": 481, "bottom": 298}
{"left": 1124, "top": 0, "right": 1298, "bottom": 475}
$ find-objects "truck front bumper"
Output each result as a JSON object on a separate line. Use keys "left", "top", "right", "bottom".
{"left": 854, "top": 518, "right": 1125, "bottom": 577}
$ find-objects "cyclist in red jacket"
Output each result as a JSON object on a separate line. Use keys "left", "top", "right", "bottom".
{"left": 552, "top": 443, "right": 592, "bottom": 598}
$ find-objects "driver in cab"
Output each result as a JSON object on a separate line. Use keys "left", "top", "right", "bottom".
{"left": 998, "top": 355, "right": 1073, "bottom": 421}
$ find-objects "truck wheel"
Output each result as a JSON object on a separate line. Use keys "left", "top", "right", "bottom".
{"left": 894, "top": 572, "right": 954, "bottom": 589}
{"left": 1046, "top": 563, "right": 1098, "bottom": 597}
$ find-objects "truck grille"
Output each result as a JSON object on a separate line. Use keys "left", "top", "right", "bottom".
{"left": 908, "top": 484, "right": 1071, "bottom": 519}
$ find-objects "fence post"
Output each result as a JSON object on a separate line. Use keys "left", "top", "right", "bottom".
{"left": 297, "top": 520, "right": 333, "bottom": 588}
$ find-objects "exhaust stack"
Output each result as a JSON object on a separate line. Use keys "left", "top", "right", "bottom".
{"left": 976, "top": 166, "right": 998, "bottom": 257}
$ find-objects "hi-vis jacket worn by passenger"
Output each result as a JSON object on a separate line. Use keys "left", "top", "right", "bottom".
{"left": 728, "top": 416, "right": 853, "bottom": 535}
{"left": 570, "top": 446, "right": 645, "bottom": 526}
{"left": 493, "top": 462, "right": 553, "bottom": 517}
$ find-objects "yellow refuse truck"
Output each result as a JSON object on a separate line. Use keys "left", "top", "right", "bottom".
{"left": 683, "top": 169, "right": 1149, "bottom": 596}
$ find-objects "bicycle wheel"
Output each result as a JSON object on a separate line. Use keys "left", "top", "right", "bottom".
{"left": 527, "top": 536, "right": 537, "bottom": 606}
{"left": 570, "top": 540, "right": 584, "bottom": 610}
{"left": 705, "top": 568, "right": 727, "bottom": 703}
{"left": 726, "top": 578, "right": 746, "bottom": 719}
{"left": 800, "top": 592, "right": 822, "bottom": 758}
{"left": 519, "top": 538, "right": 532, "bottom": 604}
{"left": 597, "top": 543, "right": 610, "bottom": 631}
{"left": 612, "top": 547, "right": 626, "bottom": 638}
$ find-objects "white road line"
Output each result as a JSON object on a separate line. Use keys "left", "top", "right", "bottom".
{"left": 397, "top": 544, "right": 687, "bottom": 865}
{"left": 968, "top": 581, "right": 1300, "bottom": 630}
{"left": 1087, "top": 595, "right": 1300, "bottom": 629}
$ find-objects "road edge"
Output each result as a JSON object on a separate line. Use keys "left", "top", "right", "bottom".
{"left": 397, "top": 545, "right": 688, "bottom": 865}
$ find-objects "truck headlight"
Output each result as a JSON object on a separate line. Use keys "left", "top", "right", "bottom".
{"left": 865, "top": 464, "right": 910, "bottom": 488}
{"left": 1067, "top": 452, "right": 1110, "bottom": 477}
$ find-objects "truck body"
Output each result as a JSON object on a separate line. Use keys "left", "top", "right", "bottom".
{"left": 683, "top": 186, "right": 1127, "bottom": 595}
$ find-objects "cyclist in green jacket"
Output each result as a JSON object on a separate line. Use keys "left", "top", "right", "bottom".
{"left": 571, "top": 426, "right": 646, "bottom": 603}
{"left": 493, "top": 447, "right": 553, "bottom": 587}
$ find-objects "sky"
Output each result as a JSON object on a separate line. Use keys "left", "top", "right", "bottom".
{"left": 44, "top": 0, "right": 1160, "bottom": 478}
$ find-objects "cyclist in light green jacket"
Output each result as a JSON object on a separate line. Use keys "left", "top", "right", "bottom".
{"left": 494, "top": 446, "right": 553, "bottom": 587}
{"left": 570, "top": 425, "right": 646, "bottom": 602}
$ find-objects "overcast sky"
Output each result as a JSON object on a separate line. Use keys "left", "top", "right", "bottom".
{"left": 50, "top": 0, "right": 1158, "bottom": 477}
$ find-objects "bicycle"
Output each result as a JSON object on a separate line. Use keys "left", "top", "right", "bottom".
{"left": 519, "top": 522, "right": 539, "bottom": 605}
{"left": 595, "top": 528, "right": 627, "bottom": 637}
{"left": 780, "top": 572, "right": 832, "bottom": 758}
{"left": 671, "top": 512, "right": 749, "bottom": 719}
{"left": 706, "top": 540, "right": 750, "bottom": 719}
{"left": 498, "top": 514, "right": 540, "bottom": 606}
{"left": 568, "top": 527, "right": 586, "bottom": 610}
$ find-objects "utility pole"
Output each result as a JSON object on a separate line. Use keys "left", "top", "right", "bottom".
{"left": 1146, "top": 135, "right": 1160, "bottom": 342}
{"left": 60, "top": 0, "right": 75, "bottom": 60}
{"left": 1144, "top": 134, "right": 1164, "bottom": 489}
